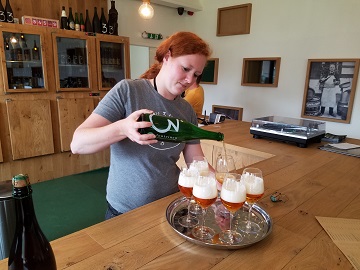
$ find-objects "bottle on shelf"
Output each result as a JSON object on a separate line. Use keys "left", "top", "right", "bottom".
{"left": 92, "top": 7, "right": 101, "bottom": 33}
{"left": 108, "top": 0, "right": 118, "bottom": 35}
{"left": 5, "top": 38, "right": 11, "bottom": 60}
{"left": 80, "top": 13, "right": 85, "bottom": 31}
{"left": 31, "top": 40, "right": 40, "bottom": 61}
{"left": 100, "top": 7, "right": 108, "bottom": 34}
{"left": 60, "top": 6, "right": 68, "bottom": 29}
{"left": 68, "top": 7, "right": 75, "bottom": 30}
{"left": 74, "top": 12, "right": 80, "bottom": 31}
{"left": 0, "top": 1, "right": 6, "bottom": 22}
{"left": 84, "top": 9, "right": 92, "bottom": 32}
{"left": 138, "top": 114, "right": 225, "bottom": 142}
{"left": 8, "top": 174, "right": 57, "bottom": 270}
{"left": 5, "top": 0, "right": 14, "bottom": 23}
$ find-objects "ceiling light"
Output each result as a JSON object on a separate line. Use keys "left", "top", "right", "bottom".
{"left": 138, "top": 0, "right": 154, "bottom": 19}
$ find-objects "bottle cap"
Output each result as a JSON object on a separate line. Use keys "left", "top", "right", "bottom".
{"left": 12, "top": 174, "right": 30, "bottom": 188}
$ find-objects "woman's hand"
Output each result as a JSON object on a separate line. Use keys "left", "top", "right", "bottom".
{"left": 122, "top": 109, "right": 158, "bottom": 145}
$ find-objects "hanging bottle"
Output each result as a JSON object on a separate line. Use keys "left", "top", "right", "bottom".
{"left": 80, "top": 13, "right": 85, "bottom": 32}
{"left": 92, "top": 7, "right": 101, "bottom": 33}
{"left": 74, "top": 12, "right": 80, "bottom": 31}
{"left": 138, "top": 114, "right": 224, "bottom": 142}
{"left": 31, "top": 40, "right": 40, "bottom": 61}
{"left": 100, "top": 7, "right": 108, "bottom": 34}
{"left": 60, "top": 6, "right": 68, "bottom": 29}
{"left": 0, "top": 0, "right": 6, "bottom": 22}
{"left": 8, "top": 174, "right": 57, "bottom": 270}
{"left": 84, "top": 9, "right": 92, "bottom": 32}
{"left": 108, "top": 0, "right": 118, "bottom": 35}
{"left": 68, "top": 7, "right": 75, "bottom": 30}
{"left": 5, "top": 0, "right": 14, "bottom": 23}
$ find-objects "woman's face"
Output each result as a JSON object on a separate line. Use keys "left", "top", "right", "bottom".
{"left": 162, "top": 53, "right": 207, "bottom": 98}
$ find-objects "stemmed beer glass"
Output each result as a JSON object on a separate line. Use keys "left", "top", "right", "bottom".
{"left": 237, "top": 168, "right": 264, "bottom": 234}
{"left": 177, "top": 166, "right": 199, "bottom": 227}
{"left": 189, "top": 156, "right": 209, "bottom": 215}
{"left": 215, "top": 154, "right": 236, "bottom": 191}
{"left": 219, "top": 173, "right": 246, "bottom": 244}
{"left": 192, "top": 175, "right": 218, "bottom": 240}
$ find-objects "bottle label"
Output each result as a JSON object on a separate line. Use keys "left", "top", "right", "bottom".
{"left": 149, "top": 114, "right": 179, "bottom": 133}
{"left": 75, "top": 23, "right": 80, "bottom": 31}
{"left": 6, "top": 11, "right": 14, "bottom": 23}
{"left": 69, "top": 21, "right": 75, "bottom": 29}
{"left": 0, "top": 11, "right": 6, "bottom": 22}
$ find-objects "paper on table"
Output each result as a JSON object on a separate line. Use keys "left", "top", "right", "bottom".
{"left": 328, "top": 143, "right": 360, "bottom": 150}
{"left": 316, "top": 216, "right": 360, "bottom": 270}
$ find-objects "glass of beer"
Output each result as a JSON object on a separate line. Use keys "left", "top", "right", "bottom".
{"left": 190, "top": 156, "right": 209, "bottom": 176}
{"left": 237, "top": 168, "right": 264, "bottom": 234}
{"left": 177, "top": 166, "right": 199, "bottom": 228}
{"left": 219, "top": 173, "right": 246, "bottom": 244}
{"left": 215, "top": 154, "right": 236, "bottom": 191}
{"left": 192, "top": 175, "right": 218, "bottom": 240}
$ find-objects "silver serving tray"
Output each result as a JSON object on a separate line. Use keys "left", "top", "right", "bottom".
{"left": 166, "top": 196, "right": 272, "bottom": 249}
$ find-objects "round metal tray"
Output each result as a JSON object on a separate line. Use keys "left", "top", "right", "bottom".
{"left": 166, "top": 196, "right": 272, "bottom": 249}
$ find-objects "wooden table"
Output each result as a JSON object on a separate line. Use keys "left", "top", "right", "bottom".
{"left": 1, "top": 121, "right": 359, "bottom": 269}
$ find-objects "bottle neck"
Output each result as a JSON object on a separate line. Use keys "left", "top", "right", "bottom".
{"left": 13, "top": 186, "right": 39, "bottom": 227}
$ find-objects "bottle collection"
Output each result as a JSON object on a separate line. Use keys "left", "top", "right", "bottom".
{"left": 0, "top": 0, "right": 14, "bottom": 23}
{"left": 60, "top": 2, "right": 118, "bottom": 35}
{"left": 4, "top": 33, "right": 41, "bottom": 62}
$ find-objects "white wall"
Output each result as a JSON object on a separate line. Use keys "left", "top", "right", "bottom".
{"left": 114, "top": 0, "right": 360, "bottom": 139}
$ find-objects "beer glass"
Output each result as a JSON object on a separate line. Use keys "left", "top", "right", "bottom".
{"left": 188, "top": 156, "right": 209, "bottom": 215}
{"left": 192, "top": 175, "right": 218, "bottom": 240}
{"left": 237, "top": 168, "right": 264, "bottom": 234}
{"left": 190, "top": 156, "right": 209, "bottom": 176}
{"left": 215, "top": 154, "right": 236, "bottom": 191}
{"left": 219, "top": 173, "right": 246, "bottom": 244}
{"left": 177, "top": 166, "right": 199, "bottom": 228}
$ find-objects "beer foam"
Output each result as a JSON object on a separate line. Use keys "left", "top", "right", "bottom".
{"left": 178, "top": 169, "right": 198, "bottom": 188}
{"left": 242, "top": 173, "right": 264, "bottom": 194}
{"left": 221, "top": 179, "right": 246, "bottom": 203}
{"left": 190, "top": 160, "right": 209, "bottom": 175}
{"left": 193, "top": 176, "right": 218, "bottom": 199}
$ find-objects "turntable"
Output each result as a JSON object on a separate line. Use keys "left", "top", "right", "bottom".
{"left": 250, "top": 116, "right": 326, "bottom": 148}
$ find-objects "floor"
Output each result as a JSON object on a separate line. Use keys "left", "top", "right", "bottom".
{"left": 32, "top": 167, "right": 109, "bottom": 241}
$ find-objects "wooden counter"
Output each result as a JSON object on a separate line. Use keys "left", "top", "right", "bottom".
{"left": 1, "top": 121, "right": 359, "bottom": 269}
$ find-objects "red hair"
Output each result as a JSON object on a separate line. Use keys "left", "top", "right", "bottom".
{"left": 140, "top": 32, "right": 211, "bottom": 79}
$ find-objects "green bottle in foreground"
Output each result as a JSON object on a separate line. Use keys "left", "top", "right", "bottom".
{"left": 138, "top": 113, "right": 224, "bottom": 142}
{"left": 8, "top": 174, "right": 57, "bottom": 270}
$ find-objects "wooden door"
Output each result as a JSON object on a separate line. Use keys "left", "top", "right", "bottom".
{"left": 6, "top": 99, "right": 54, "bottom": 160}
{"left": 57, "top": 97, "right": 95, "bottom": 152}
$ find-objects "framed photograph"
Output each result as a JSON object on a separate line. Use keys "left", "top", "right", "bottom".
{"left": 217, "top": 4, "right": 252, "bottom": 36}
{"left": 301, "top": 59, "right": 360, "bottom": 123}
{"left": 201, "top": 58, "right": 219, "bottom": 85}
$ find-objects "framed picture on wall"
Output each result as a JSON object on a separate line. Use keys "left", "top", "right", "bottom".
{"left": 201, "top": 58, "right": 219, "bottom": 84}
{"left": 301, "top": 59, "right": 360, "bottom": 123}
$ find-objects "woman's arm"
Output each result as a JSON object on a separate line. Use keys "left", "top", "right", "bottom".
{"left": 70, "top": 109, "right": 157, "bottom": 154}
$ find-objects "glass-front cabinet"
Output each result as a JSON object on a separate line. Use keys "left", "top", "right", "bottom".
{"left": 52, "top": 33, "right": 94, "bottom": 92}
{"left": 1, "top": 30, "right": 48, "bottom": 93}
{"left": 96, "top": 35, "right": 130, "bottom": 91}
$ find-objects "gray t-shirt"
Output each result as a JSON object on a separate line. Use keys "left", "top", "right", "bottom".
{"left": 93, "top": 79, "right": 199, "bottom": 213}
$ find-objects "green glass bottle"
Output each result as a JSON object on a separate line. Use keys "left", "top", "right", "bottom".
{"left": 138, "top": 113, "right": 224, "bottom": 142}
{"left": 8, "top": 174, "right": 57, "bottom": 269}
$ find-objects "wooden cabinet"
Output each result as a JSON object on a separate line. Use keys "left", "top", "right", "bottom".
{"left": 0, "top": 25, "right": 49, "bottom": 93}
{"left": 0, "top": 23, "right": 128, "bottom": 182}
{"left": 95, "top": 34, "right": 130, "bottom": 91}
{"left": 6, "top": 99, "right": 54, "bottom": 160}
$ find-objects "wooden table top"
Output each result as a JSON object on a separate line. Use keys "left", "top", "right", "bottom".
{"left": 1, "top": 121, "right": 359, "bottom": 269}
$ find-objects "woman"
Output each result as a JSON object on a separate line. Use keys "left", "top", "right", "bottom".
{"left": 71, "top": 32, "right": 212, "bottom": 219}
{"left": 183, "top": 74, "right": 204, "bottom": 118}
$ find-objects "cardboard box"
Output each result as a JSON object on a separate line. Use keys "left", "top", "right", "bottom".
{"left": 21, "top": 16, "right": 59, "bottom": 28}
